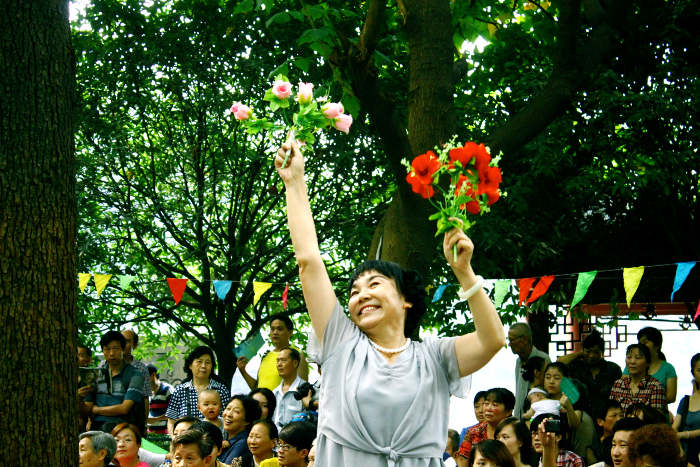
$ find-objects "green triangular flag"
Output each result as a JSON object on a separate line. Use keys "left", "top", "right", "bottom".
{"left": 118, "top": 275, "right": 135, "bottom": 290}
{"left": 494, "top": 280, "right": 511, "bottom": 308}
{"left": 570, "top": 271, "right": 597, "bottom": 309}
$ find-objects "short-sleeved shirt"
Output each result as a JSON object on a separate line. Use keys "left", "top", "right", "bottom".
{"left": 100, "top": 358, "right": 152, "bottom": 398}
{"left": 148, "top": 381, "right": 173, "bottom": 433}
{"left": 272, "top": 375, "right": 305, "bottom": 430}
{"left": 219, "top": 429, "right": 251, "bottom": 464}
{"left": 456, "top": 421, "right": 488, "bottom": 462}
{"left": 85, "top": 362, "right": 145, "bottom": 425}
{"left": 165, "top": 379, "right": 231, "bottom": 420}
{"left": 608, "top": 375, "right": 666, "bottom": 414}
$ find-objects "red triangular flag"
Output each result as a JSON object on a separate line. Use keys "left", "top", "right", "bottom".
{"left": 167, "top": 278, "right": 188, "bottom": 305}
{"left": 519, "top": 278, "right": 536, "bottom": 305}
{"left": 694, "top": 300, "right": 700, "bottom": 321}
{"left": 527, "top": 275, "right": 555, "bottom": 304}
{"left": 282, "top": 283, "right": 289, "bottom": 310}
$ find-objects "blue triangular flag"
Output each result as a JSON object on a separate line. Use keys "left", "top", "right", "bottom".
{"left": 671, "top": 262, "right": 696, "bottom": 302}
{"left": 432, "top": 284, "right": 449, "bottom": 303}
{"left": 213, "top": 280, "right": 233, "bottom": 301}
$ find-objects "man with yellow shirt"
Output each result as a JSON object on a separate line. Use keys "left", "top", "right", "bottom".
{"left": 237, "top": 316, "right": 309, "bottom": 390}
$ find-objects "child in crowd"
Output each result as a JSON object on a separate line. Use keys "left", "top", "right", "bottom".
{"left": 198, "top": 389, "right": 224, "bottom": 429}
{"left": 523, "top": 387, "right": 560, "bottom": 423}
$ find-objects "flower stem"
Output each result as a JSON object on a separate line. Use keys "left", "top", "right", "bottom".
{"left": 453, "top": 243, "right": 457, "bottom": 263}
{"left": 282, "top": 129, "right": 296, "bottom": 168}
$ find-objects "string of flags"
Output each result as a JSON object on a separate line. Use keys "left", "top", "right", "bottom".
{"left": 77, "top": 261, "right": 698, "bottom": 319}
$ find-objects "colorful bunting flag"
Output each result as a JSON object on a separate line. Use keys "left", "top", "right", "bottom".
{"left": 93, "top": 274, "right": 112, "bottom": 297}
{"left": 253, "top": 281, "right": 272, "bottom": 305}
{"left": 118, "top": 274, "right": 135, "bottom": 290}
{"left": 213, "top": 280, "right": 233, "bottom": 301}
{"left": 282, "top": 283, "right": 289, "bottom": 310}
{"left": 571, "top": 271, "right": 597, "bottom": 309}
{"left": 671, "top": 262, "right": 696, "bottom": 302}
{"left": 78, "top": 273, "right": 91, "bottom": 292}
{"left": 432, "top": 284, "right": 448, "bottom": 303}
{"left": 527, "top": 276, "right": 555, "bottom": 305}
{"left": 695, "top": 301, "right": 700, "bottom": 322}
{"left": 623, "top": 266, "right": 645, "bottom": 307}
{"left": 518, "top": 278, "right": 536, "bottom": 305}
{"left": 494, "top": 280, "right": 511, "bottom": 308}
{"left": 167, "top": 278, "right": 188, "bottom": 305}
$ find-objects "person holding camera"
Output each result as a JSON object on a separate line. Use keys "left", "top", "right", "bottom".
{"left": 272, "top": 348, "right": 306, "bottom": 431}
{"left": 531, "top": 415, "right": 584, "bottom": 467}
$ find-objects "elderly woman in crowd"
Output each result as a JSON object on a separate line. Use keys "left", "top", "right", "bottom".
{"left": 110, "top": 422, "right": 149, "bottom": 467}
{"left": 165, "top": 346, "right": 231, "bottom": 434}
{"left": 79, "top": 431, "right": 117, "bottom": 467}
{"left": 275, "top": 138, "right": 504, "bottom": 467}
{"left": 624, "top": 326, "right": 677, "bottom": 404}
{"left": 628, "top": 423, "right": 682, "bottom": 467}
{"left": 609, "top": 344, "right": 666, "bottom": 415}
{"left": 219, "top": 395, "right": 262, "bottom": 465}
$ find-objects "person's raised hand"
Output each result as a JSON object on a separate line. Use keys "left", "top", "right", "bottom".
{"left": 275, "top": 138, "right": 304, "bottom": 185}
{"left": 442, "top": 220, "right": 474, "bottom": 273}
{"left": 236, "top": 356, "right": 249, "bottom": 371}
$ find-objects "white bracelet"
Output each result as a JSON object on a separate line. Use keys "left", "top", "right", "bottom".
{"left": 457, "top": 275, "right": 484, "bottom": 301}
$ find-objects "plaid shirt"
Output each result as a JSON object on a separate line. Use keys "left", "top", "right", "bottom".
{"left": 164, "top": 378, "right": 231, "bottom": 420}
{"left": 609, "top": 375, "right": 666, "bottom": 414}
{"left": 537, "top": 449, "right": 585, "bottom": 467}
{"left": 457, "top": 422, "right": 488, "bottom": 462}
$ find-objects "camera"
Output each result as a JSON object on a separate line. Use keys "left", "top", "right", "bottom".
{"left": 544, "top": 419, "right": 561, "bottom": 433}
{"left": 292, "top": 382, "right": 315, "bottom": 401}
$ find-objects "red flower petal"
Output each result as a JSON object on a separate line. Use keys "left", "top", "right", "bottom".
{"left": 465, "top": 200, "right": 481, "bottom": 214}
{"left": 411, "top": 150, "right": 441, "bottom": 184}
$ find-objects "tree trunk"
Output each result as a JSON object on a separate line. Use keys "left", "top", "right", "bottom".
{"left": 0, "top": 1, "right": 77, "bottom": 465}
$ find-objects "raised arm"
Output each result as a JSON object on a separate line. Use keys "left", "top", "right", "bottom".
{"left": 444, "top": 227, "right": 506, "bottom": 377}
{"left": 276, "top": 142, "right": 336, "bottom": 341}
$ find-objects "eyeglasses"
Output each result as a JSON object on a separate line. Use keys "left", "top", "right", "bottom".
{"left": 276, "top": 441, "right": 296, "bottom": 452}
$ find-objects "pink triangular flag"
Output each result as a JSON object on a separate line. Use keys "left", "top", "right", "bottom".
{"left": 282, "top": 283, "right": 289, "bottom": 310}
{"left": 167, "top": 278, "right": 188, "bottom": 305}
{"left": 527, "top": 275, "right": 555, "bottom": 304}
{"left": 519, "top": 278, "right": 536, "bottom": 305}
{"left": 694, "top": 301, "right": 700, "bottom": 322}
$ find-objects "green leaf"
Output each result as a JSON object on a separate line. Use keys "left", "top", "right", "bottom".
{"left": 341, "top": 92, "right": 361, "bottom": 118}
{"left": 234, "top": 0, "right": 254, "bottom": 15}
{"left": 293, "top": 57, "right": 312, "bottom": 72}
{"left": 265, "top": 12, "right": 291, "bottom": 28}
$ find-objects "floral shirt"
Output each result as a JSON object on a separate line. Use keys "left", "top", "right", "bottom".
{"left": 537, "top": 449, "right": 585, "bottom": 467}
{"left": 456, "top": 422, "right": 488, "bottom": 462}
{"left": 608, "top": 375, "right": 666, "bottom": 414}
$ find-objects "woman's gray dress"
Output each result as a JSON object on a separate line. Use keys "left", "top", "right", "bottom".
{"left": 311, "top": 301, "right": 471, "bottom": 467}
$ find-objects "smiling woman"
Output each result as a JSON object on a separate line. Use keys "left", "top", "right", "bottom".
{"left": 274, "top": 141, "right": 506, "bottom": 466}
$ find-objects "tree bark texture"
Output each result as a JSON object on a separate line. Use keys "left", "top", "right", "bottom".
{"left": 0, "top": 1, "right": 77, "bottom": 464}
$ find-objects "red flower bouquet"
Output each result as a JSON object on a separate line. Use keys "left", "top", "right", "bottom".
{"left": 404, "top": 138, "right": 503, "bottom": 258}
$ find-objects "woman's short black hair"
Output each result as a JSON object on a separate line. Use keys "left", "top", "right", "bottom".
{"left": 485, "top": 387, "right": 516, "bottom": 412}
{"left": 183, "top": 346, "right": 217, "bottom": 381}
{"left": 251, "top": 418, "right": 279, "bottom": 440}
{"left": 249, "top": 387, "right": 277, "bottom": 421}
{"left": 544, "top": 361, "right": 569, "bottom": 377}
{"left": 348, "top": 260, "right": 427, "bottom": 337}
{"left": 473, "top": 390, "right": 488, "bottom": 405}
{"left": 468, "top": 439, "right": 516, "bottom": 467}
{"left": 637, "top": 327, "right": 666, "bottom": 360}
{"left": 626, "top": 343, "right": 652, "bottom": 370}
{"left": 495, "top": 417, "right": 536, "bottom": 465}
{"left": 278, "top": 421, "right": 316, "bottom": 452}
{"left": 522, "top": 356, "right": 546, "bottom": 383}
{"left": 229, "top": 394, "right": 263, "bottom": 427}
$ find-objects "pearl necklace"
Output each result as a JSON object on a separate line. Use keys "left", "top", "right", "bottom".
{"left": 369, "top": 337, "right": 411, "bottom": 354}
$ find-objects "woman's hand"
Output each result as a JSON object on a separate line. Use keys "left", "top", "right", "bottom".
{"left": 275, "top": 139, "right": 304, "bottom": 185}
{"left": 443, "top": 222, "right": 474, "bottom": 275}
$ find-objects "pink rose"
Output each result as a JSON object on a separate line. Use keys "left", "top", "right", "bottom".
{"left": 322, "top": 102, "right": 344, "bottom": 119}
{"left": 272, "top": 80, "right": 293, "bottom": 99}
{"left": 232, "top": 103, "right": 252, "bottom": 120}
{"left": 297, "top": 82, "right": 314, "bottom": 104}
{"left": 334, "top": 113, "right": 353, "bottom": 134}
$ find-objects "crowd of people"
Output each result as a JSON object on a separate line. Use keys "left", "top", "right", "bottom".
{"left": 75, "top": 141, "right": 699, "bottom": 467}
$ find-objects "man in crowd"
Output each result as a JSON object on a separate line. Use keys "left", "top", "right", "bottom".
{"left": 79, "top": 431, "right": 117, "bottom": 467}
{"left": 121, "top": 329, "right": 152, "bottom": 407}
{"left": 171, "top": 429, "right": 216, "bottom": 467}
{"left": 609, "top": 417, "right": 644, "bottom": 467}
{"left": 277, "top": 421, "right": 316, "bottom": 467}
{"left": 444, "top": 429, "right": 459, "bottom": 467}
{"left": 78, "top": 344, "right": 93, "bottom": 367}
{"left": 557, "top": 330, "right": 622, "bottom": 418}
{"left": 237, "top": 316, "right": 309, "bottom": 390}
{"left": 82, "top": 330, "right": 145, "bottom": 433}
{"left": 592, "top": 400, "right": 624, "bottom": 463}
{"left": 273, "top": 348, "right": 306, "bottom": 431}
{"left": 509, "top": 322, "right": 550, "bottom": 418}
{"left": 147, "top": 363, "right": 173, "bottom": 434}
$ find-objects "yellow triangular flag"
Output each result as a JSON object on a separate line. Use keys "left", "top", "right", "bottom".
{"left": 93, "top": 274, "right": 113, "bottom": 297}
{"left": 253, "top": 281, "right": 272, "bottom": 305}
{"left": 623, "top": 266, "right": 644, "bottom": 307}
{"left": 78, "top": 273, "right": 92, "bottom": 293}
